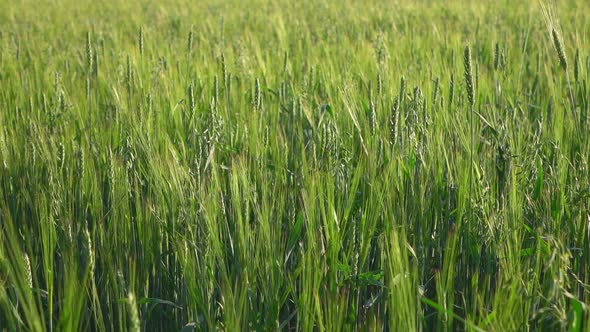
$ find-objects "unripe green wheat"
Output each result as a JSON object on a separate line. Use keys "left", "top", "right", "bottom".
{"left": 390, "top": 99, "right": 400, "bottom": 145}
{"left": 146, "top": 92, "right": 153, "bottom": 113}
{"left": 369, "top": 82, "right": 377, "bottom": 135}
{"left": 57, "top": 142, "right": 65, "bottom": 170}
{"left": 86, "top": 31, "right": 92, "bottom": 72}
{"left": 85, "top": 228, "right": 95, "bottom": 278}
{"left": 220, "top": 53, "right": 227, "bottom": 85}
{"left": 188, "top": 83, "right": 195, "bottom": 113}
{"left": 463, "top": 46, "right": 475, "bottom": 107}
{"left": 23, "top": 253, "right": 32, "bottom": 289}
{"left": 138, "top": 26, "right": 144, "bottom": 56}
{"left": 77, "top": 144, "right": 85, "bottom": 179}
{"left": 187, "top": 26, "right": 194, "bottom": 55}
{"left": 369, "top": 99, "right": 377, "bottom": 136}
{"left": 255, "top": 78, "right": 261, "bottom": 110}
{"left": 93, "top": 50, "right": 98, "bottom": 78}
{"left": 551, "top": 29, "right": 567, "bottom": 71}
{"left": 86, "top": 76, "right": 91, "bottom": 99}
{"left": 494, "top": 42, "right": 500, "bottom": 71}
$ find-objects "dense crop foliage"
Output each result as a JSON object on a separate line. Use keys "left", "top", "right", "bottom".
{"left": 1, "top": 0, "right": 590, "bottom": 330}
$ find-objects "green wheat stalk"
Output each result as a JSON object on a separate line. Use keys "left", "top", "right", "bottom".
{"left": 464, "top": 45, "right": 475, "bottom": 229}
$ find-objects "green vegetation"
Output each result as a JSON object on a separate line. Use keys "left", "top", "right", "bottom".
{"left": 1, "top": 0, "right": 590, "bottom": 330}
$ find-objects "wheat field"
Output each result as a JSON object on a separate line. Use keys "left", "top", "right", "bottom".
{"left": 1, "top": 0, "right": 590, "bottom": 330}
